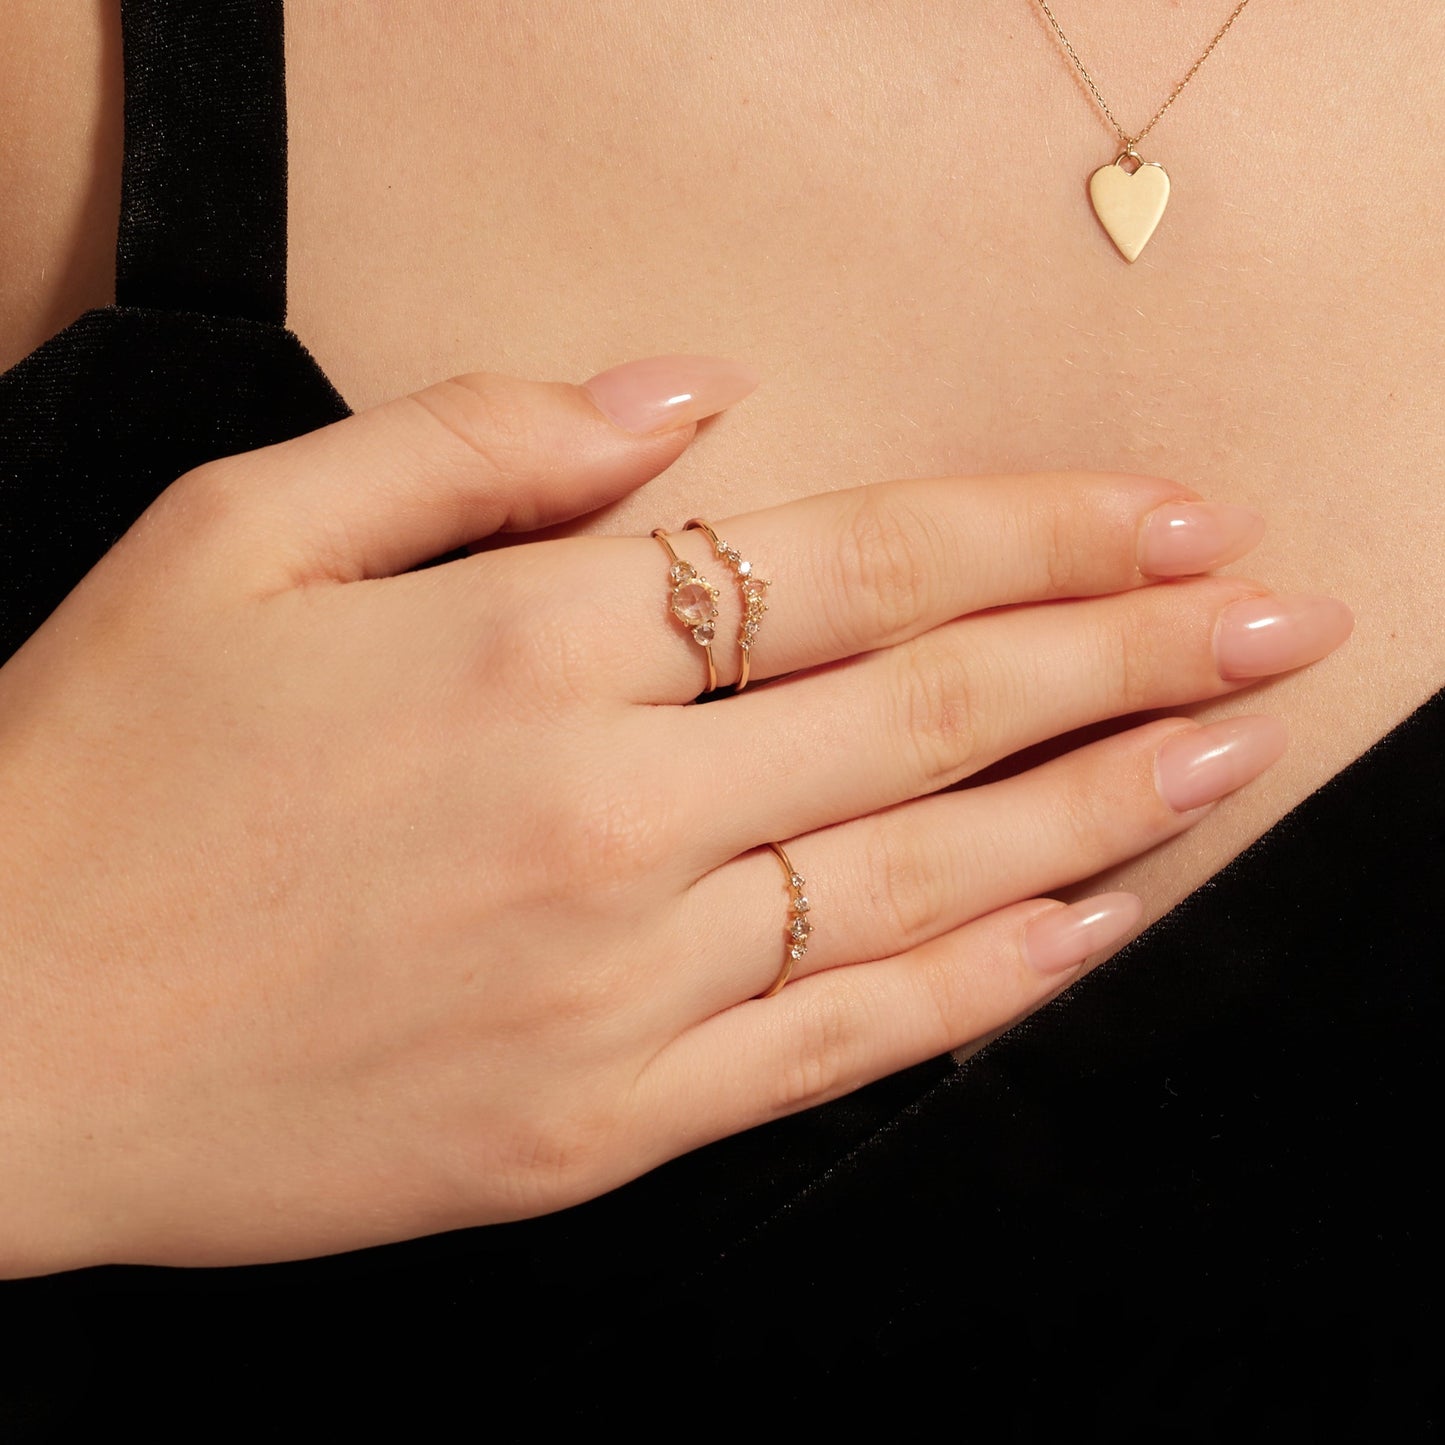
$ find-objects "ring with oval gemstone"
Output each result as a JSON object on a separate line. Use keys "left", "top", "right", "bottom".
{"left": 685, "top": 518, "right": 770, "bottom": 692}
{"left": 652, "top": 527, "right": 720, "bottom": 694}
{"left": 758, "top": 841, "right": 813, "bottom": 998}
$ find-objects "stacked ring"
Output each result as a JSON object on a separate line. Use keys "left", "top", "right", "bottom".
{"left": 685, "top": 518, "right": 770, "bottom": 692}
{"left": 758, "top": 842, "right": 813, "bottom": 998}
{"left": 652, "top": 528, "right": 721, "bottom": 694}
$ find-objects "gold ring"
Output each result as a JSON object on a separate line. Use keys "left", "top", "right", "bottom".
{"left": 652, "top": 528, "right": 720, "bottom": 694}
{"left": 685, "top": 518, "right": 770, "bottom": 692}
{"left": 758, "top": 842, "right": 812, "bottom": 998}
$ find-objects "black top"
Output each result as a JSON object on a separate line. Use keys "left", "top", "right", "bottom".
{"left": 2, "top": 4, "right": 1438, "bottom": 1438}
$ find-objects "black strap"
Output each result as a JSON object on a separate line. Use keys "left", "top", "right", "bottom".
{"left": 115, "top": 0, "right": 289, "bottom": 325}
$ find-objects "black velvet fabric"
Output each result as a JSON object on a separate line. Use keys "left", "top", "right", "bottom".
{"left": 117, "top": 0, "right": 289, "bottom": 323}
{"left": 0, "top": 1, "right": 1439, "bottom": 1439}
{"left": 0, "top": 309, "right": 347, "bottom": 662}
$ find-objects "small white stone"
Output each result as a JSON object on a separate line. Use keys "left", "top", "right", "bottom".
{"left": 794, "top": 896, "right": 810, "bottom": 913}
{"left": 737, "top": 559, "right": 752, "bottom": 577}
{"left": 790, "top": 874, "right": 805, "bottom": 889}
{"left": 693, "top": 622, "right": 716, "bottom": 644}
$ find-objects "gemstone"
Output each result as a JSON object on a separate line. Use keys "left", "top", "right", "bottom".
{"left": 790, "top": 874, "right": 805, "bottom": 889}
{"left": 793, "top": 896, "right": 810, "bottom": 913}
{"left": 737, "top": 559, "right": 752, "bottom": 578}
{"left": 693, "top": 623, "right": 716, "bottom": 644}
{"left": 790, "top": 945, "right": 807, "bottom": 961}
{"left": 672, "top": 580, "right": 716, "bottom": 626}
{"left": 790, "top": 917, "right": 812, "bottom": 940}
{"left": 669, "top": 561, "right": 693, "bottom": 584}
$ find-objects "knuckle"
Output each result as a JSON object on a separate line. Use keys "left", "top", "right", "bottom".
{"left": 140, "top": 456, "right": 250, "bottom": 549}
{"left": 407, "top": 372, "right": 538, "bottom": 476}
{"left": 773, "top": 987, "right": 869, "bottom": 1114}
{"left": 862, "top": 814, "right": 947, "bottom": 945}
{"left": 1108, "top": 602, "right": 1167, "bottom": 711}
{"left": 830, "top": 488, "right": 942, "bottom": 645}
{"left": 482, "top": 578, "right": 596, "bottom": 705}
{"left": 893, "top": 635, "right": 982, "bottom": 790}
{"left": 912, "top": 947, "right": 980, "bottom": 1052}
{"left": 491, "top": 1106, "right": 617, "bottom": 1217}
{"left": 567, "top": 778, "right": 677, "bottom": 890}
{"left": 1053, "top": 765, "right": 1135, "bottom": 860}
{"left": 1035, "top": 489, "right": 1086, "bottom": 597}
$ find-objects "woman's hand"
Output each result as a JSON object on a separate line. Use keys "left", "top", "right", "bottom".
{"left": 0, "top": 357, "right": 1351, "bottom": 1275}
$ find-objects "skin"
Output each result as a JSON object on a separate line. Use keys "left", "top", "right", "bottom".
{"left": 0, "top": 3, "right": 1436, "bottom": 1268}
{"left": 0, "top": 372, "right": 1330, "bottom": 1273}
{"left": 3, "top": 1, "right": 1440, "bottom": 912}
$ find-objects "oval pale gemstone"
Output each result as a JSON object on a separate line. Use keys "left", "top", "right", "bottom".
{"left": 672, "top": 581, "right": 715, "bottom": 626}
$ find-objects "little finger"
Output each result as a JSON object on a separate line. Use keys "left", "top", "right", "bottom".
{"left": 640, "top": 890, "right": 1144, "bottom": 1156}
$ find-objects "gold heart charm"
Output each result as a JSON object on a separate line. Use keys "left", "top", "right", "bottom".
{"left": 1089, "top": 153, "right": 1171, "bottom": 263}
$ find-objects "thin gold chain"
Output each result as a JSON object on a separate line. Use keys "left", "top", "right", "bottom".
{"left": 1036, "top": 0, "right": 1253, "bottom": 149}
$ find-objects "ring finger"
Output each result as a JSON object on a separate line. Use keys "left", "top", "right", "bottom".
{"left": 683, "top": 712, "right": 1287, "bottom": 1011}
{"left": 673, "top": 576, "right": 1350, "bottom": 862}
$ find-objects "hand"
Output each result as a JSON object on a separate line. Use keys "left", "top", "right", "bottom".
{"left": 0, "top": 356, "right": 1351, "bottom": 1274}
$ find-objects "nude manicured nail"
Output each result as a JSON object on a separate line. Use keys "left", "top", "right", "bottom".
{"left": 1155, "top": 715, "right": 1288, "bottom": 813}
{"left": 582, "top": 355, "right": 758, "bottom": 434}
{"left": 1139, "top": 501, "right": 1266, "bottom": 576}
{"left": 1214, "top": 594, "right": 1355, "bottom": 679}
{"left": 1023, "top": 892, "right": 1144, "bottom": 975}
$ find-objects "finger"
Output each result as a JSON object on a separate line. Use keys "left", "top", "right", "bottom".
{"left": 683, "top": 578, "right": 1351, "bottom": 856}
{"left": 157, "top": 356, "right": 757, "bottom": 586}
{"left": 681, "top": 715, "right": 1286, "bottom": 1010}
{"left": 640, "top": 891, "right": 1144, "bottom": 1157}
{"left": 598, "top": 471, "right": 1264, "bottom": 701}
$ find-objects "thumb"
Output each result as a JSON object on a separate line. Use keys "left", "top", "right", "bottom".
{"left": 184, "top": 355, "right": 757, "bottom": 584}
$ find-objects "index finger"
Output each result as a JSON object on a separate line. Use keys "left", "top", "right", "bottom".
{"left": 604, "top": 471, "right": 1264, "bottom": 702}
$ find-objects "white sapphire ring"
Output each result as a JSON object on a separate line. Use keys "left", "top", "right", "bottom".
{"left": 685, "top": 517, "right": 770, "bottom": 692}
{"left": 652, "top": 527, "right": 720, "bottom": 694}
{"left": 759, "top": 841, "right": 812, "bottom": 998}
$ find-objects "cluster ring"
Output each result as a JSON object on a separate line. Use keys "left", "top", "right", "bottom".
{"left": 652, "top": 528, "right": 721, "bottom": 694}
{"left": 758, "top": 842, "right": 813, "bottom": 998}
{"left": 685, "top": 518, "right": 770, "bottom": 693}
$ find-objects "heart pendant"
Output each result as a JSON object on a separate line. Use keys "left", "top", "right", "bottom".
{"left": 1089, "top": 152, "right": 1171, "bottom": 263}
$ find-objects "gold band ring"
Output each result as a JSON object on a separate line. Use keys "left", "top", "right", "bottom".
{"left": 758, "top": 842, "right": 812, "bottom": 999}
{"left": 684, "top": 518, "right": 770, "bottom": 692}
{"left": 652, "top": 528, "right": 719, "bottom": 695}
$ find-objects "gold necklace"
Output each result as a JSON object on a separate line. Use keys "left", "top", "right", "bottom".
{"left": 1036, "top": 0, "right": 1253, "bottom": 262}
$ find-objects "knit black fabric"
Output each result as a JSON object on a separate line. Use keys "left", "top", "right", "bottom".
{"left": 116, "top": 0, "right": 289, "bottom": 323}
{"left": 0, "top": 3, "right": 1438, "bottom": 1440}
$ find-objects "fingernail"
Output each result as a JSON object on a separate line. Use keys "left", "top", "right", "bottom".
{"left": 582, "top": 355, "right": 758, "bottom": 434}
{"left": 1214, "top": 594, "right": 1355, "bottom": 679}
{"left": 1138, "top": 501, "right": 1266, "bottom": 576}
{"left": 1023, "top": 892, "right": 1144, "bottom": 975}
{"left": 1155, "top": 715, "right": 1288, "bottom": 813}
